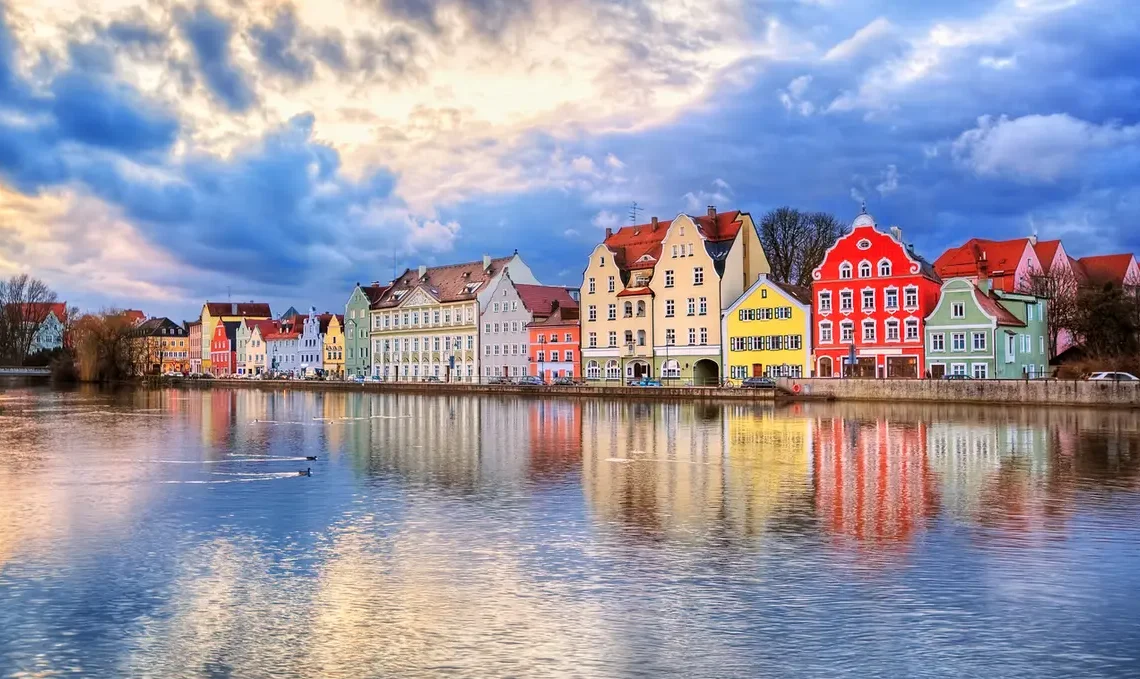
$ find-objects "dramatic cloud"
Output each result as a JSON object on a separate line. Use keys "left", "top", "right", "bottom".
{"left": 177, "top": 4, "right": 257, "bottom": 113}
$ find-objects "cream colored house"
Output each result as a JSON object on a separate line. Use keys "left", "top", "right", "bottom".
{"left": 649, "top": 208, "right": 768, "bottom": 384}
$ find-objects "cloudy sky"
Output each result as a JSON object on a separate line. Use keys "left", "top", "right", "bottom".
{"left": 1, "top": 0, "right": 1137, "bottom": 320}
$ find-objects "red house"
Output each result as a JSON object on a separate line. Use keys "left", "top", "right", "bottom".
{"left": 811, "top": 209, "right": 942, "bottom": 378}
{"left": 209, "top": 320, "right": 240, "bottom": 376}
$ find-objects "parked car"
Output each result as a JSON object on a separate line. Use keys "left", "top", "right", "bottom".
{"left": 367, "top": 375, "right": 382, "bottom": 382}
{"left": 199, "top": 373, "right": 214, "bottom": 379}
{"left": 943, "top": 373, "right": 970, "bottom": 380}
{"left": 1088, "top": 371, "right": 1139, "bottom": 381}
{"left": 516, "top": 376, "right": 544, "bottom": 386}
{"left": 631, "top": 377, "right": 662, "bottom": 387}
{"left": 740, "top": 376, "right": 777, "bottom": 389}
{"left": 488, "top": 376, "right": 512, "bottom": 385}
{"left": 552, "top": 377, "right": 579, "bottom": 386}
{"left": 351, "top": 375, "right": 365, "bottom": 384}
{"left": 424, "top": 376, "right": 442, "bottom": 383}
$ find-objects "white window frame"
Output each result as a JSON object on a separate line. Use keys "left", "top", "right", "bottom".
{"left": 972, "top": 363, "right": 988, "bottom": 379}
{"left": 861, "top": 319, "right": 876, "bottom": 343}
{"left": 951, "top": 332, "right": 966, "bottom": 352}
{"left": 904, "top": 318, "right": 919, "bottom": 342}
{"left": 884, "top": 286, "right": 899, "bottom": 311}
{"left": 819, "top": 291, "right": 832, "bottom": 313}
{"left": 840, "top": 321, "right": 854, "bottom": 343}
{"left": 878, "top": 258, "right": 892, "bottom": 277}
{"left": 839, "top": 261, "right": 852, "bottom": 279}
{"left": 972, "top": 331, "right": 987, "bottom": 351}
{"left": 885, "top": 319, "right": 900, "bottom": 342}
{"left": 858, "top": 260, "right": 872, "bottom": 278}
{"left": 861, "top": 288, "right": 876, "bottom": 312}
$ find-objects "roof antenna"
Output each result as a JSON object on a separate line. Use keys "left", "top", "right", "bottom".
{"left": 628, "top": 202, "right": 642, "bottom": 224}
{"left": 227, "top": 286, "right": 231, "bottom": 302}
{"left": 860, "top": 200, "right": 867, "bottom": 215}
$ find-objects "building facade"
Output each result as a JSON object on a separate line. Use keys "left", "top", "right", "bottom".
{"left": 528, "top": 302, "right": 580, "bottom": 381}
{"left": 323, "top": 314, "right": 345, "bottom": 378}
{"left": 132, "top": 317, "right": 189, "bottom": 374}
{"left": 298, "top": 307, "right": 325, "bottom": 375}
{"left": 934, "top": 238, "right": 1041, "bottom": 293}
{"left": 649, "top": 208, "right": 769, "bottom": 384}
{"left": 812, "top": 209, "right": 942, "bottom": 378}
{"left": 208, "top": 321, "right": 240, "bottom": 376}
{"left": 237, "top": 319, "right": 277, "bottom": 375}
{"left": 722, "top": 274, "right": 812, "bottom": 380}
{"left": 199, "top": 302, "right": 272, "bottom": 372}
{"left": 480, "top": 275, "right": 576, "bottom": 379}
{"left": 188, "top": 321, "right": 202, "bottom": 373}
{"left": 25, "top": 304, "right": 68, "bottom": 354}
{"left": 344, "top": 283, "right": 388, "bottom": 378}
{"left": 369, "top": 255, "right": 537, "bottom": 381}
{"left": 266, "top": 328, "right": 301, "bottom": 375}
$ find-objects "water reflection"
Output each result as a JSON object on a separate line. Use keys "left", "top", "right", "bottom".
{"left": 2, "top": 382, "right": 1140, "bottom": 677}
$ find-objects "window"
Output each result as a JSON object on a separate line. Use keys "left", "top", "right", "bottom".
{"left": 687, "top": 298, "right": 696, "bottom": 316}
{"left": 819, "top": 291, "right": 832, "bottom": 313}
{"left": 905, "top": 319, "right": 919, "bottom": 341}
{"left": 586, "top": 361, "right": 601, "bottom": 379}
{"left": 672, "top": 245, "right": 679, "bottom": 258}
{"left": 862, "top": 319, "right": 876, "bottom": 342}
{"left": 636, "top": 301, "right": 646, "bottom": 317}
{"left": 588, "top": 305, "right": 597, "bottom": 322}
{"left": 624, "top": 330, "right": 633, "bottom": 346}
{"left": 973, "top": 363, "right": 988, "bottom": 379}
{"left": 1026, "top": 306, "right": 1034, "bottom": 322}
{"left": 840, "top": 290, "right": 853, "bottom": 312}
{"left": 861, "top": 289, "right": 875, "bottom": 312}
{"left": 665, "top": 329, "right": 675, "bottom": 345}
{"left": 693, "top": 267, "right": 704, "bottom": 285}
{"left": 606, "top": 360, "right": 620, "bottom": 380}
{"left": 688, "top": 328, "right": 696, "bottom": 345}
{"left": 662, "top": 359, "right": 680, "bottom": 378}
{"left": 608, "top": 331, "right": 617, "bottom": 347}
{"left": 951, "top": 301, "right": 965, "bottom": 319}
{"left": 637, "top": 330, "right": 646, "bottom": 346}
{"left": 885, "top": 288, "right": 898, "bottom": 310}
{"left": 859, "top": 261, "right": 872, "bottom": 278}
{"left": 885, "top": 319, "right": 900, "bottom": 341}
{"left": 840, "top": 263, "right": 852, "bottom": 279}
{"left": 820, "top": 321, "right": 833, "bottom": 343}
{"left": 588, "top": 278, "right": 596, "bottom": 294}
{"left": 607, "top": 304, "right": 616, "bottom": 321}
{"left": 1020, "top": 334, "right": 1030, "bottom": 353}
{"left": 904, "top": 286, "right": 919, "bottom": 309}
{"left": 879, "top": 260, "right": 892, "bottom": 277}
{"left": 511, "top": 302, "right": 518, "bottom": 312}
{"left": 665, "top": 300, "right": 675, "bottom": 317}
{"left": 665, "top": 270, "right": 675, "bottom": 288}
{"left": 493, "top": 302, "right": 500, "bottom": 313}
{"left": 952, "top": 363, "right": 967, "bottom": 376}
{"left": 972, "top": 332, "right": 987, "bottom": 351}
{"left": 840, "top": 321, "right": 854, "bottom": 343}
{"left": 700, "top": 327, "right": 708, "bottom": 345}
{"left": 952, "top": 332, "right": 966, "bottom": 351}
{"left": 565, "top": 350, "right": 573, "bottom": 362}
{"left": 608, "top": 276, "right": 615, "bottom": 293}
{"left": 588, "top": 332, "right": 597, "bottom": 348}
{"left": 624, "top": 302, "right": 633, "bottom": 318}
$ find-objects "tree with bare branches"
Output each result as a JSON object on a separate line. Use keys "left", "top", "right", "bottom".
{"left": 758, "top": 208, "right": 845, "bottom": 288}
{"left": 1024, "top": 264, "right": 1080, "bottom": 357}
{"left": 66, "top": 311, "right": 150, "bottom": 382}
{"left": 0, "top": 274, "right": 59, "bottom": 365}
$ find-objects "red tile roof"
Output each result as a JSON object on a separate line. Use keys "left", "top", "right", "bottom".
{"left": 204, "top": 302, "right": 272, "bottom": 317}
{"left": 265, "top": 329, "right": 300, "bottom": 341}
{"left": 528, "top": 303, "right": 580, "bottom": 327}
{"left": 373, "top": 257, "right": 514, "bottom": 308}
{"left": 934, "top": 238, "right": 1031, "bottom": 282}
{"left": 246, "top": 319, "right": 279, "bottom": 338}
{"left": 515, "top": 285, "right": 578, "bottom": 317}
{"left": 1033, "top": 240, "right": 1063, "bottom": 272}
{"left": 615, "top": 287, "right": 653, "bottom": 297}
{"left": 600, "top": 210, "right": 746, "bottom": 271}
{"left": 9, "top": 303, "right": 68, "bottom": 323}
{"left": 1077, "top": 254, "right": 1138, "bottom": 287}
{"left": 693, "top": 210, "right": 744, "bottom": 242}
{"left": 363, "top": 284, "right": 389, "bottom": 305}
{"left": 974, "top": 288, "right": 1025, "bottom": 327}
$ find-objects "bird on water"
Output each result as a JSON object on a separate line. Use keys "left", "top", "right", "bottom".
{"left": 298, "top": 468, "right": 311, "bottom": 476}
{"left": 305, "top": 456, "right": 317, "bottom": 460}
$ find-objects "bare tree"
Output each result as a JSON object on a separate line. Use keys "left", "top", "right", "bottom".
{"left": 0, "top": 274, "right": 59, "bottom": 365}
{"left": 1024, "top": 264, "right": 1080, "bottom": 357}
{"left": 68, "top": 310, "right": 150, "bottom": 382}
{"left": 758, "top": 208, "right": 845, "bottom": 288}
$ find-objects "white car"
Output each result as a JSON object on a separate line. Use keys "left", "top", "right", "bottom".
{"left": 1088, "top": 371, "right": 1139, "bottom": 381}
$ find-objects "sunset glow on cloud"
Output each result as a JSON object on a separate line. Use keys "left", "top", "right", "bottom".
{"left": 1, "top": 0, "right": 1137, "bottom": 317}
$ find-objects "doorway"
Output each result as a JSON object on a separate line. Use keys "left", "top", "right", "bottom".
{"left": 930, "top": 363, "right": 945, "bottom": 379}
{"left": 752, "top": 363, "right": 764, "bottom": 377}
{"left": 693, "top": 359, "right": 720, "bottom": 386}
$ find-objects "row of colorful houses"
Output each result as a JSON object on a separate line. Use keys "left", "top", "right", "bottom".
{"left": 339, "top": 205, "right": 1136, "bottom": 383}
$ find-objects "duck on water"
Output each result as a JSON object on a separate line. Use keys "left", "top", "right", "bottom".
{"left": 298, "top": 468, "right": 311, "bottom": 477}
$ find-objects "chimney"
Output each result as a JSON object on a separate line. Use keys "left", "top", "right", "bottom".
{"left": 418, "top": 264, "right": 427, "bottom": 279}
{"left": 651, "top": 216, "right": 658, "bottom": 231}
{"left": 370, "top": 280, "right": 379, "bottom": 287}
{"left": 483, "top": 255, "right": 492, "bottom": 271}
{"left": 977, "top": 249, "right": 991, "bottom": 292}
{"left": 889, "top": 225, "right": 903, "bottom": 242}
{"left": 231, "top": 303, "right": 237, "bottom": 314}
{"left": 708, "top": 205, "right": 716, "bottom": 220}
{"left": 605, "top": 227, "right": 613, "bottom": 239}
{"left": 1029, "top": 234, "right": 1038, "bottom": 246}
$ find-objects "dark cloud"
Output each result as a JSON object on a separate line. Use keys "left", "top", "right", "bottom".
{"left": 49, "top": 72, "right": 179, "bottom": 153}
{"left": 104, "top": 19, "right": 167, "bottom": 47}
{"left": 177, "top": 4, "right": 256, "bottom": 112}
{"left": 378, "top": 0, "right": 532, "bottom": 39}
{"left": 357, "top": 29, "right": 420, "bottom": 79}
{"left": 248, "top": 6, "right": 351, "bottom": 81}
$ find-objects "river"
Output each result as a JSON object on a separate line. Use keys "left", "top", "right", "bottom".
{"left": 2, "top": 382, "right": 1139, "bottom": 678}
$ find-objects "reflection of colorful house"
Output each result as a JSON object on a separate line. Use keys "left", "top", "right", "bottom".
{"left": 722, "top": 273, "right": 812, "bottom": 380}
{"left": 811, "top": 416, "right": 938, "bottom": 548}
{"left": 527, "top": 401, "right": 582, "bottom": 481}
{"left": 528, "top": 301, "right": 581, "bottom": 381}
{"left": 722, "top": 404, "right": 812, "bottom": 534}
{"left": 812, "top": 209, "right": 942, "bottom": 378}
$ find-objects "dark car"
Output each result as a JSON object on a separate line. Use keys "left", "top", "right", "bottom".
{"left": 741, "top": 376, "right": 777, "bottom": 389}
{"left": 943, "top": 374, "right": 971, "bottom": 380}
{"left": 516, "top": 376, "right": 544, "bottom": 386}
{"left": 488, "top": 376, "right": 512, "bottom": 385}
{"left": 552, "top": 377, "right": 579, "bottom": 386}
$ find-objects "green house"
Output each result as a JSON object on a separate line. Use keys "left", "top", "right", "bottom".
{"left": 343, "top": 282, "right": 388, "bottom": 378}
{"left": 924, "top": 278, "right": 1049, "bottom": 379}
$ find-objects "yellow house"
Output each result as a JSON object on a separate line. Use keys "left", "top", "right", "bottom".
{"left": 649, "top": 208, "right": 769, "bottom": 384}
{"left": 199, "top": 302, "right": 272, "bottom": 371}
{"left": 722, "top": 273, "right": 812, "bottom": 380}
{"left": 131, "top": 317, "right": 190, "bottom": 374}
{"left": 323, "top": 314, "right": 345, "bottom": 378}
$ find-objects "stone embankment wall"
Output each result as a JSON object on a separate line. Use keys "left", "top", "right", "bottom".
{"left": 779, "top": 377, "right": 1140, "bottom": 408}
{"left": 163, "top": 378, "right": 777, "bottom": 402}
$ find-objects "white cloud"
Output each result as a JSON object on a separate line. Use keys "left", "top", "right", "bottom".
{"left": 712, "top": 178, "right": 734, "bottom": 192}
{"left": 979, "top": 55, "right": 1017, "bottom": 70}
{"left": 951, "top": 113, "right": 1140, "bottom": 182}
{"left": 824, "top": 17, "right": 895, "bottom": 61}
{"left": 591, "top": 210, "right": 621, "bottom": 230}
{"left": 876, "top": 164, "right": 900, "bottom": 195}
{"left": 563, "top": 228, "right": 580, "bottom": 238}
{"left": 778, "top": 75, "right": 815, "bottom": 116}
{"left": 604, "top": 153, "right": 625, "bottom": 169}
{"left": 569, "top": 156, "right": 597, "bottom": 175}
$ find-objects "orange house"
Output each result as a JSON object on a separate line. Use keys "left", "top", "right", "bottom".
{"left": 527, "top": 301, "right": 580, "bottom": 381}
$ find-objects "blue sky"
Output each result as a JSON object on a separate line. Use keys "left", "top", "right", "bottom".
{"left": 1, "top": 0, "right": 1138, "bottom": 321}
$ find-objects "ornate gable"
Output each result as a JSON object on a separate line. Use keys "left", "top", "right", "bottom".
{"left": 400, "top": 287, "right": 439, "bottom": 308}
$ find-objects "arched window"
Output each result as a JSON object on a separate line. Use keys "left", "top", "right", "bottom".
{"left": 637, "top": 330, "right": 646, "bottom": 346}
{"left": 859, "top": 261, "right": 872, "bottom": 278}
{"left": 586, "top": 361, "right": 601, "bottom": 379}
{"left": 818, "top": 356, "right": 833, "bottom": 378}
{"left": 605, "top": 360, "right": 620, "bottom": 380}
{"left": 623, "top": 302, "right": 633, "bottom": 318}
{"left": 624, "top": 330, "right": 633, "bottom": 346}
{"left": 636, "top": 301, "right": 646, "bottom": 317}
{"left": 879, "top": 259, "right": 892, "bottom": 277}
{"left": 839, "top": 263, "right": 852, "bottom": 279}
{"left": 661, "top": 359, "right": 681, "bottom": 378}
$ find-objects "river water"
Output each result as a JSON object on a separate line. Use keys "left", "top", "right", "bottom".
{"left": 1, "top": 382, "right": 1139, "bottom": 678}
